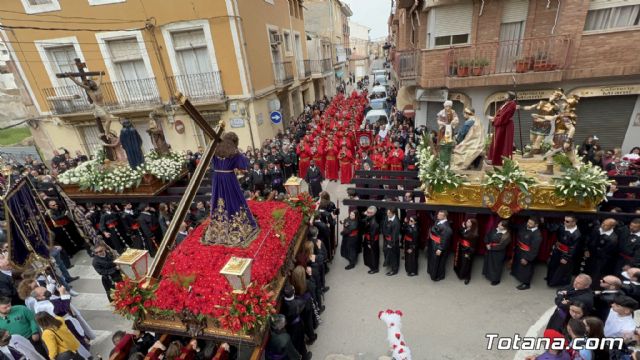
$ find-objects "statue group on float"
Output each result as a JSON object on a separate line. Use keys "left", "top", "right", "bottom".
{"left": 434, "top": 88, "right": 580, "bottom": 175}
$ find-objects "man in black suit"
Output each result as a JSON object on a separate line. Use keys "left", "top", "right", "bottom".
{"left": 427, "top": 210, "right": 452, "bottom": 281}
{"left": 0, "top": 257, "right": 21, "bottom": 305}
{"left": 546, "top": 274, "right": 594, "bottom": 332}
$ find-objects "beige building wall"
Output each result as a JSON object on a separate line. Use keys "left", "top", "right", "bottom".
{"left": 3, "top": 0, "right": 310, "bottom": 159}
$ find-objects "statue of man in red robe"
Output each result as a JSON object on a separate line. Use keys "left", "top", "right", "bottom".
{"left": 488, "top": 91, "right": 517, "bottom": 166}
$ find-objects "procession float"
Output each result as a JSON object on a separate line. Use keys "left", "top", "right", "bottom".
{"left": 103, "top": 94, "right": 314, "bottom": 359}
{"left": 416, "top": 88, "right": 611, "bottom": 219}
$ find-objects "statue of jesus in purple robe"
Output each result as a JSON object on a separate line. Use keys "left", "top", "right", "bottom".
{"left": 202, "top": 132, "right": 258, "bottom": 246}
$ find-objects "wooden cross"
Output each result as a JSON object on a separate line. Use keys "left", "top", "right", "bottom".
{"left": 55, "top": 58, "right": 107, "bottom": 134}
{"left": 149, "top": 92, "right": 224, "bottom": 278}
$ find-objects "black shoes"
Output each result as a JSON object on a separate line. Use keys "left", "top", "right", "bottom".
{"left": 67, "top": 276, "right": 80, "bottom": 283}
{"left": 318, "top": 305, "right": 326, "bottom": 314}
{"left": 386, "top": 271, "right": 398, "bottom": 276}
{"left": 322, "top": 287, "right": 330, "bottom": 293}
{"left": 345, "top": 264, "right": 355, "bottom": 270}
{"left": 491, "top": 281, "right": 500, "bottom": 286}
{"left": 368, "top": 269, "right": 379, "bottom": 274}
{"left": 516, "top": 283, "right": 530, "bottom": 290}
{"left": 407, "top": 273, "right": 416, "bottom": 277}
{"left": 464, "top": 279, "right": 470, "bottom": 285}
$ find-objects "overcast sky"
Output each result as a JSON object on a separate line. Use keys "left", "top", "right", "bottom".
{"left": 342, "top": 0, "right": 390, "bottom": 40}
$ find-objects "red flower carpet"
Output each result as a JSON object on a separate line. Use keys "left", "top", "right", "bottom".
{"left": 152, "top": 201, "right": 303, "bottom": 316}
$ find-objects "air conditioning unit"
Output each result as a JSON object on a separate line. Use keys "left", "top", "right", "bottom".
{"left": 270, "top": 32, "right": 282, "bottom": 47}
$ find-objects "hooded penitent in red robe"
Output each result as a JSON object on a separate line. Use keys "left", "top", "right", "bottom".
{"left": 339, "top": 148, "right": 354, "bottom": 184}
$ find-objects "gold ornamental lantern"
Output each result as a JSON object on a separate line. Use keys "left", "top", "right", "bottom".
{"left": 284, "top": 176, "right": 303, "bottom": 201}
{"left": 114, "top": 248, "right": 150, "bottom": 281}
{"left": 219, "top": 256, "right": 252, "bottom": 293}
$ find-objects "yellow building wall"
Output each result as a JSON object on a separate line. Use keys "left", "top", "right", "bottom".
{"left": 237, "top": 0, "right": 308, "bottom": 94}
{"left": 2, "top": 0, "right": 243, "bottom": 112}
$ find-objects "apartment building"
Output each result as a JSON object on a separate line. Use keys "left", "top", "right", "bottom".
{"left": 390, "top": 0, "right": 640, "bottom": 152}
{"left": 1, "top": 0, "right": 313, "bottom": 159}
{"left": 0, "top": 40, "right": 33, "bottom": 126}
{"left": 349, "top": 21, "right": 371, "bottom": 81}
{"left": 304, "top": 0, "right": 352, "bottom": 95}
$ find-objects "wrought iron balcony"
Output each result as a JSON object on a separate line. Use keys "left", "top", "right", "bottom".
{"left": 273, "top": 61, "right": 294, "bottom": 86}
{"left": 444, "top": 35, "right": 571, "bottom": 78}
{"left": 42, "top": 78, "right": 162, "bottom": 116}
{"left": 300, "top": 60, "right": 312, "bottom": 78}
{"left": 321, "top": 58, "right": 332, "bottom": 73}
{"left": 167, "top": 72, "right": 225, "bottom": 103}
{"left": 393, "top": 50, "right": 420, "bottom": 81}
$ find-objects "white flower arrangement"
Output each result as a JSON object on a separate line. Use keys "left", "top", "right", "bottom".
{"left": 483, "top": 158, "right": 537, "bottom": 193}
{"left": 553, "top": 162, "right": 611, "bottom": 203}
{"left": 416, "top": 134, "right": 465, "bottom": 194}
{"left": 58, "top": 150, "right": 185, "bottom": 193}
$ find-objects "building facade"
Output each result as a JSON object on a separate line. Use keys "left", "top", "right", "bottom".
{"left": 349, "top": 20, "right": 371, "bottom": 81}
{"left": 390, "top": 0, "right": 640, "bottom": 152}
{"left": 304, "top": 0, "right": 352, "bottom": 93}
{"left": 0, "top": 40, "right": 34, "bottom": 127}
{"left": 1, "top": 0, "right": 314, "bottom": 159}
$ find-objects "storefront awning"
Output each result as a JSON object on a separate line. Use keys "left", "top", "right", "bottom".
{"left": 335, "top": 69, "right": 345, "bottom": 78}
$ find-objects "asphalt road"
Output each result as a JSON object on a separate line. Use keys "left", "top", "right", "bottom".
{"left": 308, "top": 181, "right": 558, "bottom": 360}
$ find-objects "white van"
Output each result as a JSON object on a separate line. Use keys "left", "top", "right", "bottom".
{"left": 364, "top": 109, "right": 389, "bottom": 126}
{"left": 370, "top": 85, "right": 388, "bottom": 100}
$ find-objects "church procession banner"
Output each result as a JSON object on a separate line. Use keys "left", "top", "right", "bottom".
{"left": 3, "top": 178, "right": 51, "bottom": 268}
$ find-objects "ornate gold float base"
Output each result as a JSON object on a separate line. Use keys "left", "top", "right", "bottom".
{"left": 426, "top": 184, "right": 598, "bottom": 218}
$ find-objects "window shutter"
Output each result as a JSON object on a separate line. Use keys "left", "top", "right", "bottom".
{"left": 589, "top": 0, "right": 640, "bottom": 9}
{"left": 434, "top": 3, "right": 473, "bottom": 37}
{"left": 502, "top": 0, "right": 529, "bottom": 23}
{"left": 107, "top": 38, "right": 142, "bottom": 62}
{"left": 172, "top": 29, "right": 207, "bottom": 50}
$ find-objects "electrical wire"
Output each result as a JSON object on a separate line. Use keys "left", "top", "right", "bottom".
{"left": 0, "top": 24, "right": 146, "bottom": 32}
{"left": 0, "top": 9, "right": 146, "bottom": 23}
{"left": 0, "top": 39, "right": 154, "bottom": 46}
{"left": 0, "top": 16, "right": 145, "bottom": 25}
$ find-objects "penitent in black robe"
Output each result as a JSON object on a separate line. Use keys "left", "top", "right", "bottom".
{"left": 340, "top": 218, "right": 359, "bottom": 266}
{"left": 403, "top": 223, "right": 419, "bottom": 275}
{"left": 511, "top": 228, "right": 542, "bottom": 285}
{"left": 482, "top": 229, "right": 511, "bottom": 283}
{"left": 427, "top": 220, "right": 452, "bottom": 281}
{"left": 362, "top": 216, "right": 379, "bottom": 272}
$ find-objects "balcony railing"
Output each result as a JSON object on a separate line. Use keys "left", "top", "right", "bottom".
{"left": 168, "top": 72, "right": 225, "bottom": 103}
{"left": 394, "top": 50, "right": 420, "bottom": 80}
{"left": 321, "top": 58, "right": 332, "bottom": 73}
{"left": 445, "top": 35, "right": 571, "bottom": 77}
{"left": 273, "top": 61, "right": 294, "bottom": 86}
{"left": 297, "top": 60, "right": 307, "bottom": 79}
{"left": 308, "top": 60, "right": 322, "bottom": 75}
{"left": 42, "top": 78, "right": 162, "bottom": 115}
{"left": 302, "top": 60, "right": 312, "bottom": 78}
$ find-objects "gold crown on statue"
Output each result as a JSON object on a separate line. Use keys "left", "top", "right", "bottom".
{"left": 201, "top": 199, "right": 258, "bottom": 247}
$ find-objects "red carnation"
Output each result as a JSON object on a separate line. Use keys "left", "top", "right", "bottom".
{"left": 143, "top": 300, "right": 152, "bottom": 307}
{"left": 134, "top": 295, "right": 142, "bottom": 303}
{"left": 130, "top": 306, "right": 139, "bottom": 314}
